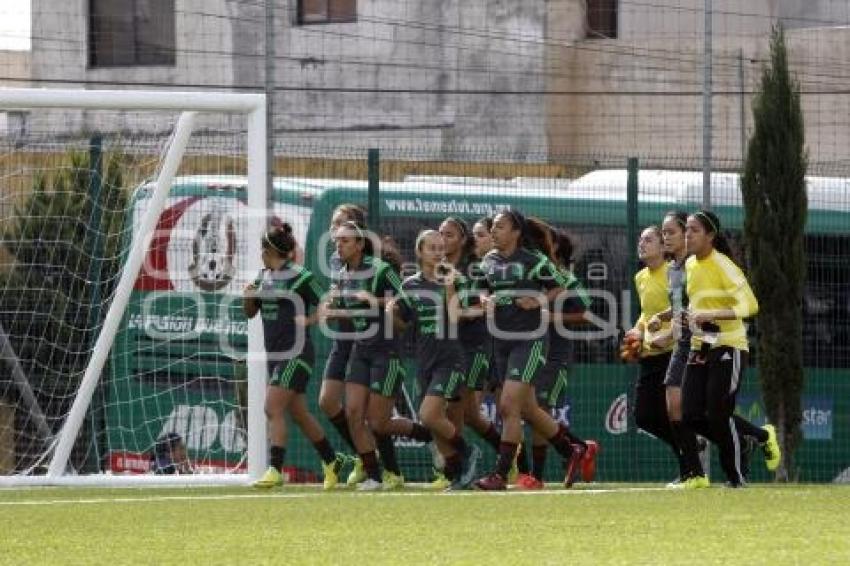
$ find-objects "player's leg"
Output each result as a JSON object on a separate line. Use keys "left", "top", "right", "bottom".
{"left": 319, "top": 341, "right": 356, "bottom": 452}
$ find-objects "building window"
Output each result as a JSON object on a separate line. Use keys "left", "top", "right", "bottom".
{"left": 89, "top": 0, "right": 176, "bottom": 67}
{"left": 586, "top": 0, "right": 618, "bottom": 39}
{"left": 297, "top": 0, "right": 357, "bottom": 25}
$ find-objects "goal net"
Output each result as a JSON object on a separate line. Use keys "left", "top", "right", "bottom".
{"left": 0, "top": 89, "right": 267, "bottom": 485}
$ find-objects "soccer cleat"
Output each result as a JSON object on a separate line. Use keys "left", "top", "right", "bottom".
{"left": 563, "top": 443, "right": 586, "bottom": 488}
{"left": 252, "top": 466, "right": 283, "bottom": 489}
{"left": 515, "top": 473, "right": 544, "bottom": 490}
{"left": 666, "top": 477, "right": 684, "bottom": 489}
{"left": 357, "top": 478, "right": 383, "bottom": 491}
{"left": 681, "top": 475, "right": 710, "bottom": 489}
{"left": 581, "top": 440, "right": 600, "bottom": 483}
{"left": 346, "top": 457, "right": 366, "bottom": 486}
{"left": 322, "top": 454, "right": 345, "bottom": 491}
{"left": 430, "top": 471, "right": 451, "bottom": 490}
{"left": 474, "top": 472, "right": 507, "bottom": 491}
{"left": 382, "top": 470, "right": 405, "bottom": 490}
{"left": 761, "top": 424, "right": 782, "bottom": 472}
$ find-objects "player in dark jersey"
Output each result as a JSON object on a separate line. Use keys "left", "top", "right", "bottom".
{"left": 245, "top": 224, "right": 345, "bottom": 490}
{"left": 518, "top": 227, "right": 599, "bottom": 489}
{"left": 317, "top": 204, "right": 366, "bottom": 483}
{"left": 472, "top": 208, "right": 579, "bottom": 491}
{"left": 322, "top": 221, "right": 428, "bottom": 491}
{"left": 435, "top": 217, "right": 502, "bottom": 488}
{"left": 391, "top": 229, "right": 481, "bottom": 489}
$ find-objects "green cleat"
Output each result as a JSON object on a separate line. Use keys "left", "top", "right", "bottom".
{"left": 346, "top": 457, "right": 366, "bottom": 486}
{"left": 253, "top": 466, "right": 283, "bottom": 489}
{"left": 681, "top": 475, "right": 710, "bottom": 489}
{"left": 382, "top": 470, "right": 405, "bottom": 490}
{"left": 430, "top": 471, "right": 450, "bottom": 490}
{"left": 761, "top": 424, "right": 782, "bottom": 472}
{"left": 322, "top": 454, "right": 345, "bottom": 490}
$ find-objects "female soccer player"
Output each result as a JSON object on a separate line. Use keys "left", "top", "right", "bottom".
{"left": 681, "top": 210, "right": 780, "bottom": 487}
{"left": 472, "top": 208, "right": 578, "bottom": 491}
{"left": 318, "top": 204, "right": 365, "bottom": 477}
{"left": 323, "top": 221, "right": 428, "bottom": 490}
{"left": 391, "top": 229, "right": 480, "bottom": 489}
{"left": 438, "top": 218, "right": 503, "bottom": 471}
{"left": 519, "top": 228, "right": 598, "bottom": 490}
{"left": 624, "top": 225, "right": 685, "bottom": 478}
{"left": 246, "top": 224, "right": 344, "bottom": 490}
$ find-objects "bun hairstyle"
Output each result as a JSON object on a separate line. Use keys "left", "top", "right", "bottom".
{"left": 263, "top": 223, "right": 296, "bottom": 257}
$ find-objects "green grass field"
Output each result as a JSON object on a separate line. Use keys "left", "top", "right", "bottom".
{"left": 1, "top": 483, "right": 848, "bottom": 565}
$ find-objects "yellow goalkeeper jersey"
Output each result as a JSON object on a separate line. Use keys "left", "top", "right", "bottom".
{"left": 685, "top": 249, "right": 758, "bottom": 351}
{"left": 634, "top": 263, "right": 674, "bottom": 357}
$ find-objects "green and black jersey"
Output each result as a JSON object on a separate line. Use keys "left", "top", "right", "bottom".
{"left": 475, "top": 247, "right": 566, "bottom": 334}
{"left": 252, "top": 261, "right": 323, "bottom": 357}
{"left": 547, "top": 267, "right": 591, "bottom": 364}
{"left": 335, "top": 255, "right": 411, "bottom": 348}
{"left": 400, "top": 272, "right": 465, "bottom": 368}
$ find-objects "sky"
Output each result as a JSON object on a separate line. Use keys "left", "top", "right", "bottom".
{"left": 0, "top": 0, "right": 31, "bottom": 51}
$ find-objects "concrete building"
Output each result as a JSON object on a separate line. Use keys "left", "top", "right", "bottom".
{"left": 21, "top": 0, "right": 850, "bottom": 166}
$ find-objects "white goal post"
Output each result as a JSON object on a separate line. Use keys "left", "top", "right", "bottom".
{"left": 0, "top": 88, "right": 267, "bottom": 486}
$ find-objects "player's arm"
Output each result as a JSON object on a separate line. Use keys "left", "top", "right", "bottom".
{"left": 293, "top": 270, "right": 324, "bottom": 327}
{"left": 242, "top": 273, "right": 262, "bottom": 319}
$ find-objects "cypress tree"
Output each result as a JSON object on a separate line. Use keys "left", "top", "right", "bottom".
{"left": 741, "top": 25, "right": 807, "bottom": 480}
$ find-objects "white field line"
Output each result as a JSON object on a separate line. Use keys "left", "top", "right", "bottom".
{"left": 0, "top": 486, "right": 669, "bottom": 507}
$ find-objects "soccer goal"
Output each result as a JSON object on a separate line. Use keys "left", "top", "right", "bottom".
{"left": 0, "top": 88, "right": 268, "bottom": 486}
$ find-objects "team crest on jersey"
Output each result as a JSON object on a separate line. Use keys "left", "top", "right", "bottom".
{"left": 189, "top": 207, "right": 237, "bottom": 292}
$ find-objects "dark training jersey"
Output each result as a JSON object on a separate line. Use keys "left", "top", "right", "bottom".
{"left": 400, "top": 273, "right": 465, "bottom": 368}
{"left": 475, "top": 248, "right": 566, "bottom": 334}
{"left": 335, "top": 255, "right": 411, "bottom": 347}
{"left": 548, "top": 267, "right": 591, "bottom": 363}
{"left": 456, "top": 256, "right": 489, "bottom": 349}
{"left": 253, "top": 261, "right": 323, "bottom": 357}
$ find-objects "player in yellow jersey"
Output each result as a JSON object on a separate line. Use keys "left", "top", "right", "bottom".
{"left": 681, "top": 210, "right": 781, "bottom": 488}
{"left": 625, "top": 226, "right": 685, "bottom": 477}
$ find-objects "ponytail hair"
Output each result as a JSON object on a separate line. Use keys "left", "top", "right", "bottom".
{"left": 262, "top": 222, "right": 296, "bottom": 257}
{"left": 553, "top": 228, "right": 575, "bottom": 268}
{"left": 524, "top": 217, "right": 556, "bottom": 261}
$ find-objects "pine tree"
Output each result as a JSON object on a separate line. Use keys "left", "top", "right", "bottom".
{"left": 741, "top": 25, "right": 807, "bottom": 480}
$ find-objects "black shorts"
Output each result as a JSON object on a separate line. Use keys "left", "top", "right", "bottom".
{"left": 268, "top": 354, "right": 313, "bottom": 394}
{"left": 663, "top": 342, "right": 689, "bottom": 387}
{"left": 345, "top": 344, "right": 406, "bottom": 398}
{"left": 463, "top": 345, "right": 492, "bottom": 391}
{"left": 536, "top": 360, "right": 569, "bottom": 408}
{"left": 417, "top": 360, "right": 466, "bottom": 401}
{"left": 493, "top": 338, "right": 547, "bottom": 385}
{"left": 322, "top": 338, "right": 353, "bottom": 382}
{"left": 682, "top": 347, "right": 748, "bottom": 422}
{"left": 634, "top": 352, "right": 672, "bottom": 425}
